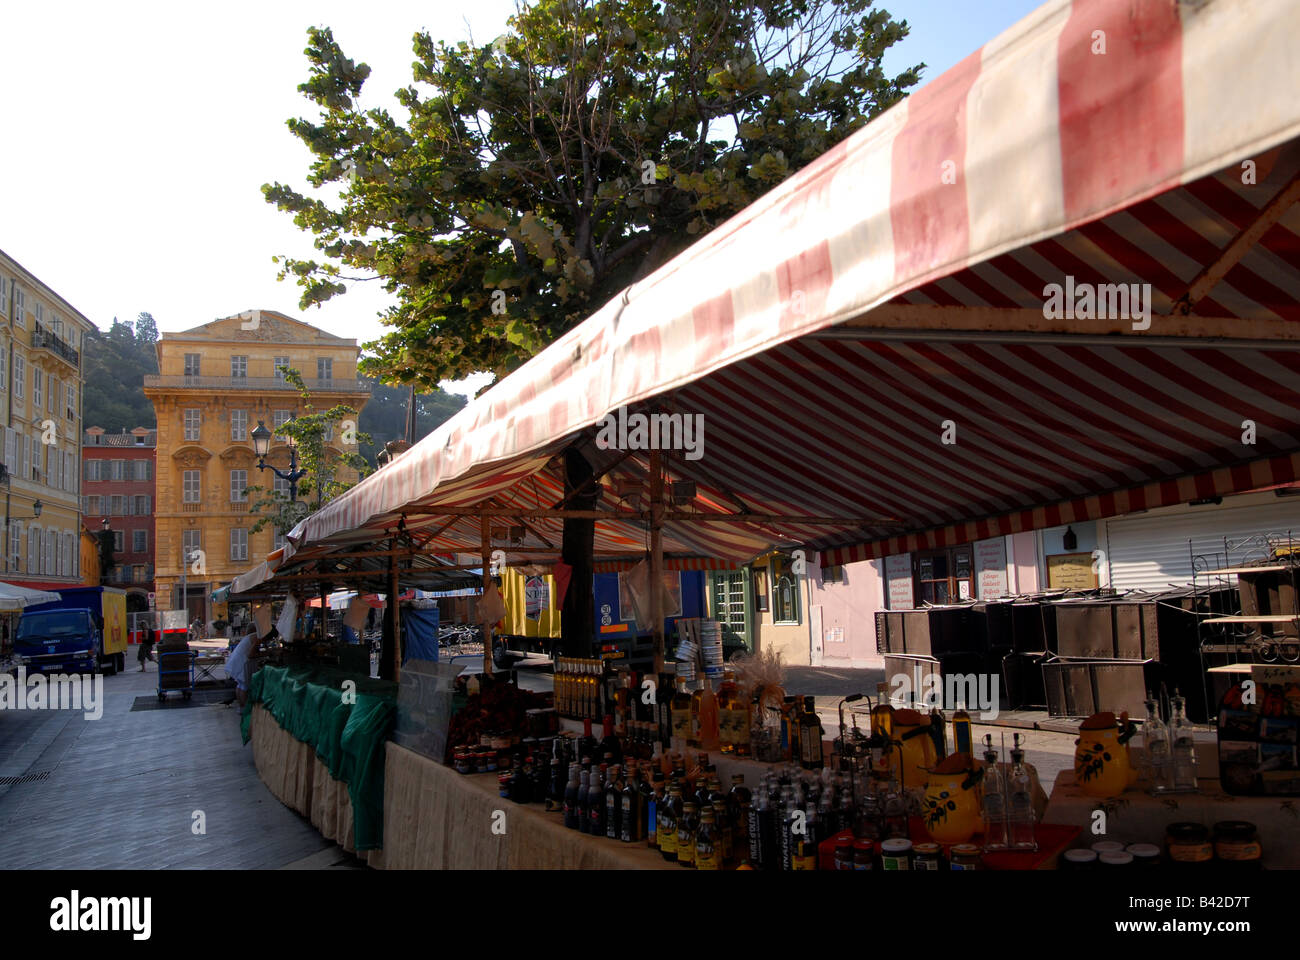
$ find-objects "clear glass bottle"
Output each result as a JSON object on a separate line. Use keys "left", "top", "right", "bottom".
{"left": 881, "top": 770, "right": 908, "bottom": 840}
{"left": 871, "top": 682, "right": 896, "bottom": 776}
{"left": 1169, "top": 690, "right": 1198, "bottom": 792}
{"left": 980, "top": 734, "right": 1009, "bottom": 852}
{"left": 670, "top": 677, "right": 694, "bottom": 747}
{"left": 692, "top": 676, "right": 721, "bottom": 752}
{"left": 1007, "top": 733, "right": 1037, "bottom": 851}
{"left": 1142, "top": 694, "right": 1172, "bottom": 794}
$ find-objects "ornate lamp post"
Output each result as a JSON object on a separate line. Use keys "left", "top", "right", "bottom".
{"left": 251, "top": 420, "right": 309, "bottom": 501}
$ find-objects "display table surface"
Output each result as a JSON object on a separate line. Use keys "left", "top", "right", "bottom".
{"left": 1044, "top": 770, "right": 1297, "bottom": 868}
{"left": 381, "top": 742, "right": 678, "bottom": 869}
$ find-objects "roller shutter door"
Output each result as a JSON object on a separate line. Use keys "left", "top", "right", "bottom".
{"left": 1104, "top": 499, "right": 1300, "bottom": 592}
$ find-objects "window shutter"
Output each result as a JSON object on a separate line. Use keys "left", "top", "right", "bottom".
{"left": 2, "top": 428, "right": 12, "bottom": 469}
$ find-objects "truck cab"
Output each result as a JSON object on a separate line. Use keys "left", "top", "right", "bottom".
{"left": 15, "top": 607, "right": 106, "bottom": 675}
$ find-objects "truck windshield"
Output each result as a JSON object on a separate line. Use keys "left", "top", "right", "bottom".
{"left": 17, "top": 612, "right": 88, "bottom": 640}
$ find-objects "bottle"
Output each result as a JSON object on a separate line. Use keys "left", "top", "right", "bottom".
{"left": 670, "top": 677, "right": 694, "bottom": 747}
{"left": 981, "top": 735, "right": 1009, "bottom": 852}
{"left": 758, "top": 679, "right": 786, "bottom": 760}
{"left": 645, "top": 770, "right": 663, "bottom": 848}
{"left": 747, "top": 781, "right": 768, "bottom": 868}
{"left": 799, "top": 696, "right": 824, "bottom": 769}
{"left": 1142, "top": 693, "right": 1172, "bottom": 793}
{"left": 600, "top": 714, "right": 623, "bottom": 766}
{"left": 691, "top": 677, "right": 720, "bottom": 751}
{"left": 605, "top": 765, "right": 622, "bottom": 840}
{"left": 588, "top": 766, "right": 606, "bottom": 837}
{"left": 728, "top": 775, "right": 751, "bottom": 866}
{"left": 658, "top": 785, "right": 682, "bottom": 862}
{"left": 576, "top": 765, "right": 592, "bottom": 834}
{"left": 871, "top": 682, "right": 896, "bottom": 776}
{"left": 881, "top": 771, "right": 907, "bottom": 840}
{"left": 952, "top": 700, "right": 974, "bottom": 758}
{"left": 715, "top": 669, "right": 737, "bottom": 754}
{"left": 695, "top": 806, "right": 721, "bottom": 870}
{"left": 928, "top": 704, "right": 947, "bottom": 760}
{"left": 1008, "top": 733, "right": 1037, "bottom": 851}
{"left": 578, "top": 718, "right": 598, "bottom": 767}
{"left": 563, "top": 763, "right": 581, "bottom": 830}
{"left": 1169, "top": 690, "right": 1198, "bottom": 792}
{"left": 677, "top": 802, "right": 699, "bottom": 868}
{"left": 781, "top": 696, "right": 801, "bottom": 762}
{"left": 707, "top": 777, "right": 731, "bottom": 864}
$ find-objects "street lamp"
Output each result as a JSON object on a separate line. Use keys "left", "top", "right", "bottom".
{"left": 251, "top": 420, "right": 308, "bottom": 502}
{"left": 30, "top": 500, "right": 42, "bottom": 519}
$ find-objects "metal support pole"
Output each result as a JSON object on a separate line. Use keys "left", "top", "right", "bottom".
{"left": 648, "top": 450, "right": 665, "bottom": 673}
{"left": 481, "top": 513, "right": 493, "bottom": 678}
{"left": 389, "top": 551, "right": 401, "bottom": 682}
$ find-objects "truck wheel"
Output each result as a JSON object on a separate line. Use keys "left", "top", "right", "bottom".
{"left": 116, "top": 653, "right": 125, "bottom": 673}
{"left": 105, "top": 653, "right": 117, "bottom": 676}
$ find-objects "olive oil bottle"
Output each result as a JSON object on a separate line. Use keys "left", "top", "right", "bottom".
{"left": 695, "top": 806, "right": 721, "bottom": 870}
{"left": 670, "top": 677, "right": 694, "bottom": 746}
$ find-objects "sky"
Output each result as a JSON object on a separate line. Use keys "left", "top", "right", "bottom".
{"left": 0, "top": 0, "right": 1045, "bottom": 398}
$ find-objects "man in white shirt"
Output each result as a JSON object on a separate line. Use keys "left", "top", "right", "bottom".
{"left": 225, "top": 626, "right": 273, "bottom": 707}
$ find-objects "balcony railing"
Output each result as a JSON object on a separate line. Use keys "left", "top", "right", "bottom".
{"left": 143, "top": 375, "right": 370, "bottom": 393}
{"left": 32, "top": 322, "right": 80, "bottom": 368}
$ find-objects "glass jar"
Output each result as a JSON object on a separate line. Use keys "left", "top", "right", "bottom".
{"left": 949, "top": 843, "right": 981, "bottom": 870}
{"left": 1062, "top": 848, "right": 1098, "bottom": 870}
{"left": 1099, "top": 851, "right": 1134, "bottom": 867}
{"left": 834, "top": 837, "right": 855, "bottom": 870}
{"left": 1166, "top": 822, "right": 1213, "bottom": 866}
{"left": 1090, "top": 840, "right": 1124, "bottom": 857}
{"left": 913, "top": 842, "right": 942, "bottom": 871}
{"left": 1213, "top": 821, "right": 1261, "bottom": 868}
{"left": 852, "top": 839, "right": 875, "bottom": 870}
{"left": 1127, "top": 843, "right": 1161, "bottom": 866}
{"left": 880, "top": 838, "right": 912, "bottom": 870}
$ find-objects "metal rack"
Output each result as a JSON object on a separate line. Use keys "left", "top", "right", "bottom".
{"left": 1190, "top": 531, "right": 1300, "bottom": 719}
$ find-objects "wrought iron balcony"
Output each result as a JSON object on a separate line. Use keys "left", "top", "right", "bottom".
{"left": 32, "top": 322, "right": 80, "bottom": 367}
{"left": 143, "top": 375, "right": 370, "bottom": 393}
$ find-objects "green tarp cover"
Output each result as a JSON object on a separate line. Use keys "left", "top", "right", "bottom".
{"left": 241, "top": 664, "right": 397, "bottom": 850}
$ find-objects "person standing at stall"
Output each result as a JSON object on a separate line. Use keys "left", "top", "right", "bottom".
{"left": 224, "top": 625, "right": 276, "bottom": 707}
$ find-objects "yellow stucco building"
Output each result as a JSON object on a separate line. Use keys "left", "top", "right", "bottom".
{"left": 0, "top": 248, "right": 94, "bottom": 589}
{"left": 142, "top": 310, "right": 368, "bottom": 622}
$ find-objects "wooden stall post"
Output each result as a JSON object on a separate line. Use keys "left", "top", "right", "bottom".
{"left": 390, "top": 554, "right": 401, "bottom": 683}
{"left": 649, "top": 449, "right": 665, "bottom": 673}
{"left": 481, "top": 513, "right": 493, "bottom": 677}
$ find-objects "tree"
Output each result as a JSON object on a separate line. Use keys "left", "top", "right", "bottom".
{"left": 134, "top": 311, "right": 159, "bottom": 346}
{"left": 264, "top": 0, "right": 922, "bottom": 388}
{"left": 82, "top": 316, "right": 160, "bottom": 432}
{"left": 244, "top": 368, "right": 373, "bottom": 537}
{"left": 357, "top": 378, "right": 466, "bottom": 465}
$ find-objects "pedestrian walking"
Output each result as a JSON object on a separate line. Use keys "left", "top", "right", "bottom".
{"left": 137, "top": 629, "right": 156, "bottom": 671}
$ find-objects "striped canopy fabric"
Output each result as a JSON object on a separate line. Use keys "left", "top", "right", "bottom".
{"left": 259, "top": 0, "right": 1300, "bottom": 586}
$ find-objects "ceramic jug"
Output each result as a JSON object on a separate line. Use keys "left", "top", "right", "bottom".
{"left": 1074, "top": 710, "right": 1138, "bottom": 797}
{"left": 922, "top": 754, "right": 984, "bottom": 844}
{"left": 893, "top": 709, "right": 938, "bottom": 791}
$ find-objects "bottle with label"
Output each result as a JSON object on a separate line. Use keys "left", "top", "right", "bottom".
{"left": 677, "top": 802, "right": 699, "bottom": 868}
{"left": 646, "top": 770, "right": 664, "bottom": 848}
{"left": 799, "top": 696, "right": 824, "bottom": 769}
{"left": 1007, "top": 733, "right": 1037, "bottom": 851}
{"left": 1142, "top": 693, "right": 1173, "bottom": 793}
{"left": 1169, "top": 690, "right": 1198, "bottom": 793}
{"left": 578, "top": 719, "right": 598, "bottom": 768}
{"left": 981, "top": 734, "right": 1009, "bottom": 851}
{"left": 588, "top": 766, "right": 606, "bottom": 837}
{"left": 881, "top": 772, "right": 907, "bottom": 840}
{"left": 621, "top": 763, "right": 642, "bottom": 842}
{"left": 707, "top": 777, "right": 732, "bottom": 864}
{"left": 659, "top": 784, "right": 682, "bottom": 862}
{"left": 605, "top": 765, "right": 622, "bottom": 840}
{"left": 716, "top": 669, "right": 739, "bottom": 754}
{"left": 563, "top": 763, "right": 581, "bottom": 830}
{"left": 600, "top": 714, "right": 623, "bottom": 766}
{"left": 728, "top": 774, "right": 751, "bottom": 865}
{"left": 670, "top": 677, "right": 694, "bottom": 747}
{"left": 781, "top": 696, "right": 802, "bottom": 763}
{"left": 695, "top": 806, "right": 721, "bottom": 870}
{"left": 692, "top": 677, "right": 721, "bottom": 752}
{"left": 871, "top": 682, "right": 896, "bottom": 776}
{"left": 576, "top": 765, "right": 592, "bottom": 834}
{"left": 952, "top": 700, "right": 973, "bottom": 758}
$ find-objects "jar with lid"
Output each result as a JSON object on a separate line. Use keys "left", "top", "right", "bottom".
{"left": 1213, "top": 821, "right": 1261, "bottom": 868}
{"left": 1061, "top": 848, "right": 1098, "bottom": 870}
{"left": 1127, "top": 843, "right": 1161, "bottom": 866}
{"left": 1165, "top": 822, "right": 1213, "bottom": 866}
{"left": 1099, "top": 851, "right": 1133, "bottom": 867}
{"left": 949, "top": 843, "right": 981, "bottom": 870}
{"left": 913, "top": 842, "right": 942, "bottom": 870}
{"left": 834, "top": 837, "right": 855, "bottom": 870}
{"left": 852, "top": 839, "right": 875, "bottom": 870}
{"left": 1090, "top": 840, "right": 1125, "bottom": 857}
{"left": 880, "top": 837, "right": 913, "bottom": 870}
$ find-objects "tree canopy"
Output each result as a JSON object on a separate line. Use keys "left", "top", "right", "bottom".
{"left": 265, "top": 0, "right": 922, "bottom": 389}
{"left": 82, "top": 313, "right": 160, "bottom": 432}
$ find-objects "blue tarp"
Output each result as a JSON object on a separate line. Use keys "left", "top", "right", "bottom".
{"left": 402, "top": 607, "right": 440, "bottom": 663}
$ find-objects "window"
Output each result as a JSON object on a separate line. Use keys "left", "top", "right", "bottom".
{"left": 110, "top": 495, "right": 126, "bottom": 516}
{"left": 10, "top": 521, "right": 21, "bottom": 571}
{"left": 273, "top": 530, "right": 287, "bottom": 552}
{"left": 273, "top": 474, "right": 290, "bottom": 501}
{"left": 822, "top": 564, "right": 845, "bottom": 584}
{"left": 112, "top": 530, "right": 124, "bottom": 553}
{"left": 133, "top": 529, "right": 147, "bottom": 553}
{"left": 317, "top": 357, "right": 333, "bottom": 381}
{"left": 231, "top": 356, "right": 248, "bottom": 378}
{"left": 230, "top": 528, "right": 248, "bottom": 561}
{"left": 230, "top": 469, "right": 247, "bottom": 503}
{"left": 110, "top": 459, "right": 125, "bottom": 481}
{"left": 21, "top": 433, "right": 30, "bottom": 481}
{"left": 32, "top": 368, "right": 41, "bottom": 408}
{"left": 322, "top": 422, "right": 334, "bottom": 443}
{"left": 84, "top": 495, "right": 101, "bottom": 515}
{"left": 27, "top": 527, "right": 38, "bottom": 577}
{"left": 770, "top": 555, "right": 802, "bottom": 625}
{"left": 14, "top": 354, "right": 24, "bottom": 399}
{"left": 0, "top": 349, "right": 6, "bottom": 390}
{"left": 133, "top": 495, "right": 150, "bottom": 514}
{"left": 49, "top": 448, "right": 60, "bottom": 490}
{"left": 710, "top": 571, "right": 749, "bottom": 650}
{"left": 65, "top": 451, "right": 76, "bottom": 494}
{"left": 184, "top": 408, "right": 200, "bottom": 441}
{"left": 34, "top": 303, "right": 43, "bottom": 325}
{"left": 133, "top": 564, "right": 147, "bottom": 584}
{"left": 84, "top": 458, "right": 102, "bottom": 482}
{"left": 231, "top": 409, "right": 247, "bottom": 441}
{"left": 0, "top": 276, "right": 5, "bottom": 316}
{"left": 13, "top": 288, "right": 25, "bottom": 328}
{"left": 46, "top": 373, "right": 55, "bottom": 412}
{"left": 915, "top": 546, "right": 974, "bottom": 605}
{"left": 133, "top": 460, "right": 151, "bottom": 481}
{"left": 274, "top": 357, "right": 290, "bottom": 381}
{"left": 273, "top": 409, "right": 292, "bottom": 441}
{"left": 183, "top": 353, "right": 201, "bottom": 378}
{"left": 55, "top": 530, "right": 65, "bottom": 576}
{"left": 182, "top": 529, "right": 202, "bottom": 565}
{"left": 182, "top": 470, "right": 200, "bottom": 503}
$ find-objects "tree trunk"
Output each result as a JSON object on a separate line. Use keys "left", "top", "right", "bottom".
{"left": 559, "top": 447, "right": 598, "bottom": 656}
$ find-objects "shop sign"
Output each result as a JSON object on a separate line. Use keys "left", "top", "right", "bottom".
{"left": 524, "top": 576, "right": 549, "bottom": 619}
{"left": 974, "top": 537, "right": 1008, "bottom": 599}
{"left": 885, "top": 553, "right": 914, "bottom": 610}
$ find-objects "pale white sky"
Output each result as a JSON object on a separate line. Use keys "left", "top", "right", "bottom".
{"left": 0, "top": 0, "right": 1042, "bottom": 398}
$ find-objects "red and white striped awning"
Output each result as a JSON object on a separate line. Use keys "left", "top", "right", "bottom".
{"left": 267, "top": 0, "right": 1300, "bottom": 580}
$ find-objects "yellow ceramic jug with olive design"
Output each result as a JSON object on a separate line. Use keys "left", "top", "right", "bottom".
{"left": 893, "top": 709, "right": 938, "bottom": 791}
{"left": 923, "top": 754, "right": 984, "bottom": 844}
{"left": 1074, "top": 711, "right": 1139, "bottom": 797}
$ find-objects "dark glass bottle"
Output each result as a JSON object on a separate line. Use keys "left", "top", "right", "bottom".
{"left": 800, "top": 697, "right": 824, "bottom": 769}
{"left": 605, "top": 765, "right": 622, "bottom": 840}
{"left": 728, "top": 775, "right": 752, "bottom": 865}
{"left": 563, "top": 763, "right": 581, "bottom": 830}
{"left": 578, "top": 719, "right": 598, "bottom": 765}
{"left": 600, "top": 714, "right": 623, "bottom": 766}
{"left": 677, "top": 802, "right": 699, "bottom": 868}
{"left": 589, "top": 766, "right": 606, "bottom": 837}
{"left": 645, "top": 770, "right": 663, "bottom": 849}
{"left": 621, "top": 763, "right": 641, "bottom": 842}
{"left": 577, "top": 765, "right": 592, "bottom": 834}
{"left": 659, "top": 785, "right": 682, "bottom": 862}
